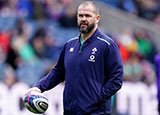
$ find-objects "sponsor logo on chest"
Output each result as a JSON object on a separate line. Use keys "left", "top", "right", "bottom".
{"left": 88, "top": 47, "right": 97, "bottom": 62}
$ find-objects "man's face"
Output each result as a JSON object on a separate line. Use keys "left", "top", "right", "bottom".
{"left": 77, "top": 5, "right": 99, "bottom": 34}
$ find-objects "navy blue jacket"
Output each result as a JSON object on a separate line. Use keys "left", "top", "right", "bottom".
{"left": 154, "top": 54, "right": 160, "bottom": 102}
{"left": 34, "top": 29, "right": 123, "bottom": 114}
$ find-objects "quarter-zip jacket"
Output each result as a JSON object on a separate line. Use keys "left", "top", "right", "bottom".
{"left": 34, "top": 29, "right": 123, "bottom": 114}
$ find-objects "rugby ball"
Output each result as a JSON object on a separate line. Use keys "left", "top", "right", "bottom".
{"left": 24, "top": 91, "right": 49, "bottom": 114}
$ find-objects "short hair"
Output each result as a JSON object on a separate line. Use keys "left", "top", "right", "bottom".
{"left": 78, "top": 1, "right": 99, "bottom": 15}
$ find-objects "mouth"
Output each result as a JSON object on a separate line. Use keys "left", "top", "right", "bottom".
{"left": 81, "top": 25, "right": 87, "bottom": 28}
{"left": 80, "top": 23, "right": 88, "bottom": 28}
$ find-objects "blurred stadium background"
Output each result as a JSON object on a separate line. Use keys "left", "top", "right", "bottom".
{"left": 0, "top": 0, "right": 160, "bottom": 115}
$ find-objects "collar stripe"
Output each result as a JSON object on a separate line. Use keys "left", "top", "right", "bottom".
{"left": 96, "top": 37, "right": 110, "bottom": 45}
{"left": 67, "top": 37, "right": 78, "bottom": 43}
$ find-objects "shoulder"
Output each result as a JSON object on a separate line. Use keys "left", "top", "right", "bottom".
{"left": 66, "top": 36, "right": 79, "bottom": 43}
{"left": 96, "top": 33, "right": 121, "bottom": 56}
{"left": 96, "top": 33, "right": 118, "bottom": 47}
{"left": 62, "top": 36, "right": 79, "bottom": 50}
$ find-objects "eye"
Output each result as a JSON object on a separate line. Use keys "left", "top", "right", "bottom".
{"left": 78, "top": 14, "right": 83, "bottom": 17}
{"left": 85, "top": 14, "right": 91, "bottom": 17}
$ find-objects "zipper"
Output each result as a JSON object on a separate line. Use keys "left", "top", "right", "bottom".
{"left": 79, "top": 36, "right": 83, "bottom": 53}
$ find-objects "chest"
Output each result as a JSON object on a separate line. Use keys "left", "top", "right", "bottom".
{"left": 64, "top": 41, "right": 105, "bottom": 68}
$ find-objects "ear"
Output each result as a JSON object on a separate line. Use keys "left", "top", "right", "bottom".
{"left": 96, "top": 15, "right": 101, "bottom": 24}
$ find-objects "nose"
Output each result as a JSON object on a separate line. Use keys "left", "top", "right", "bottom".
{"left": 81, "top": 16, "right": 86, "bottom": 21}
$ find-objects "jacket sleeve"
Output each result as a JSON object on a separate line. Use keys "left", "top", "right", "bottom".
{"left": 34, "top": 45, "right": 66, "bottom": 92}
{"left": 102, "top": 41, "right": 123, "bottom": 99}
{"left": 154, "top": 53, "right": 160, "bottom": 102}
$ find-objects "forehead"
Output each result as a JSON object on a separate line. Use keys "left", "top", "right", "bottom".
{"left": 78, "top": 4, "right": 95, "bottom": 14}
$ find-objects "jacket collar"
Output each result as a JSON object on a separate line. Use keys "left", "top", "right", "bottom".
{"left": 79, "top": 28, "right": 101, "bottom": 43}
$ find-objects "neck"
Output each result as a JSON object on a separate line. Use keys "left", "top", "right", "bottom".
{"left": 81, "top": 26, "right": 97, "bottom": 42}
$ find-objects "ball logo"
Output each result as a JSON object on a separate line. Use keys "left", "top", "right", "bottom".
{"left": 38, "top": 101, "right": 48, "bottom": 110}
{"left": 33, "top": 98, "right": 48, "bottom": 113}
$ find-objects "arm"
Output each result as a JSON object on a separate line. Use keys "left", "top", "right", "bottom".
{"left": 33, "top": 45, "right": 66, "bottom": 92}
{"left": 102, "top": 41, "right": 123, "bottom": 99}
{"left": 23, "top": 45, "right": 66, "bottom": 101}
{"left": 154, "top": 53, "right": 160, "bottom": 102}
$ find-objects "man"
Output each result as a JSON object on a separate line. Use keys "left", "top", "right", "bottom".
{"left": 24, "top": 1, "right": 123, "bottom": 114}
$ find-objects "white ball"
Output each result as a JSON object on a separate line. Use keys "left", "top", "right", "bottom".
{"left": 24, "top": 91, "right": 49, "bottom": 114}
